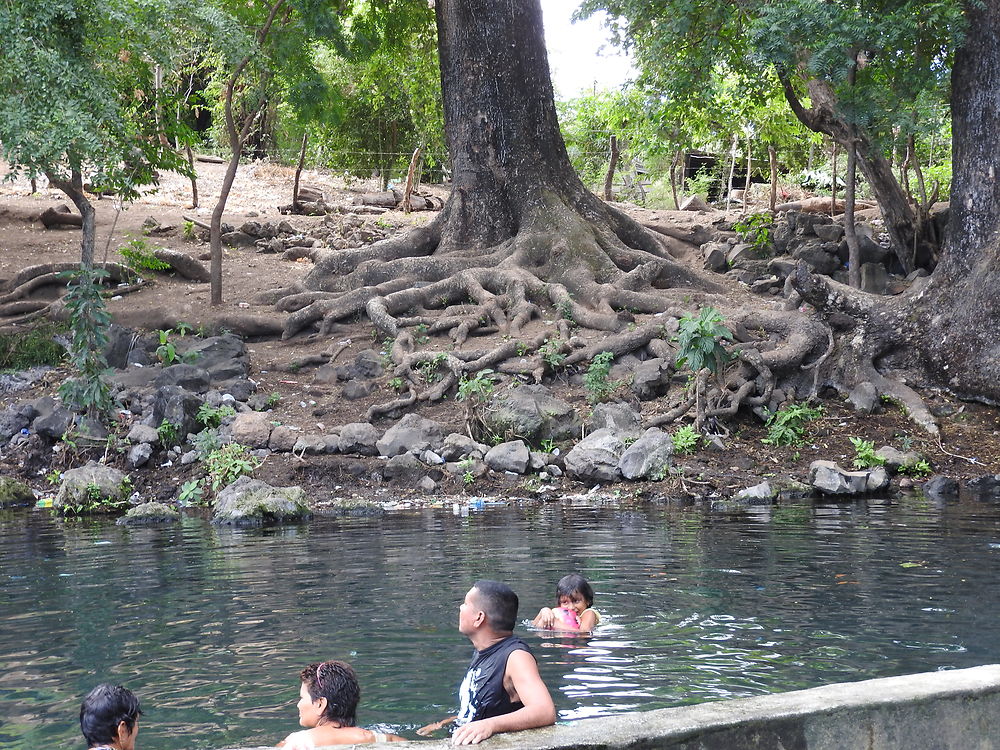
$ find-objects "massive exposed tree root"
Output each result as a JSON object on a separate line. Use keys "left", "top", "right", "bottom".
{"left": 790, "top": 263, "right": 941, "bottom": 435}
{"left": 0, "top": 262, "right": 140, "bottom": 328}
{"left": 263, "top": 194, "right": 869, "bottom": 432}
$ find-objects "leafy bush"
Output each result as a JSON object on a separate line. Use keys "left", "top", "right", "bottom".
{"left": 204, "top": 443, "right": 262, "bottom": 491}
{"left": 60, "top": 480, "right": 130, "bottom": 516}
{"left": 849, "top": 437, "right": 886, "bottom": 470}
{"left": 196, "top": 403, "right": 236, "bottom": 429}
{"left": 762, "top": 402, "right": 823, "bottom": 447}
{"left": 457, "top": 369, "right": 496, "bottom": 402}
{"left": 685, "top": 166, "right": 718, "bottom": 201}
{"left": 731, "top": 213, "right": 774, "bottom": 256}
{"left": 671, "top": 424, "right": 700, "bottom": 455}
{"left": 120, "top": 237, "right": 170, "bottom": 273}
{"left": 674, "top": 307, "right": 733, "bottom": 373}
{"left": 178, "top": 479, "right": 206, "bottom": 506}
{"left": 898, "top": 458, "right": 933, "bottom": 478}
{"left": 539, "top": 339, "right": 566, "bottom": 370}
{"left": 584, "top": 351, "right": 618, "bottom": 403}
{"left": 192, "top": 428, "right": 221, "bottom": 458}
{"left": 157, "top": 420, "right": 181, "bottom": 448}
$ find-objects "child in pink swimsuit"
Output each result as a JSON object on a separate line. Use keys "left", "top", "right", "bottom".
{"left": 532, "top": 573, "right": 601, "bottom": 632}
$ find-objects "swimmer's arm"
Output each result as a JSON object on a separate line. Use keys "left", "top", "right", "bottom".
{"left": 452, "top": 650, "right": 556, "bottom": 745}
{"left": 415, "top": 715, "right": 456, "bottom": 736}
{"left": 577, "top": 608, "right": 599, "bottom": 632}
{"left": 532, "top": 607, "right": 556, "bottom": 628}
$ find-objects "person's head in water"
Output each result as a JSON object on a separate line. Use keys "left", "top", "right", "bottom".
{"left": 555, "top": 573, "right": 595, "bottom": 615}
{"left": 297, "top": 661, "right": 360, "bottom": 728}
{"left": 469, "top": 579, "right": 519, "bottom": 632}
{"left": 80, "top": 684, "right": 142, "bottom": 750}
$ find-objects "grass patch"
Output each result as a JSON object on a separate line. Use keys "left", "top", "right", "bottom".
{"left": 0, "top": 323, "right": 67, "bottom": 370}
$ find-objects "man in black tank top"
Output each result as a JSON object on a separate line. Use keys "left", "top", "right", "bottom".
{"left": 417, "top": 580, "right": 556, "bottom": 745}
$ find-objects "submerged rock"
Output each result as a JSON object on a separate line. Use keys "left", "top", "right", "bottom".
{"left": 117, "top": 502, "right": 180, "bottom": 525}
{"left": 0, "top": 477, "right": 35, "bottom": 508}
{"left": 212, "top": 477, "right": 311, "bottom": 526}
{"left": 922, "top": 474, "right": 960, "bottom": 498}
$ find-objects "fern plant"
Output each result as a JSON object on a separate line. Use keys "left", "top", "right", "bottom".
{"left": 850, "top": 437, "right": 886, "bottom": 470}
{"left": 762, "top": 402, "right": 823, "bottom": 447}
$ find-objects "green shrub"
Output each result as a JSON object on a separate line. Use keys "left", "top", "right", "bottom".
{"left": 898, "top": 458, "right": 933, "bottom": 478}
{"left": 120, "top": 237, "right": 171, "bottom": 273}
{"left": 178, "top": 479, "right": 206, "bottom": 506}
{"left": 584, "top": 351, "right": 618, "bottom": 403}
{"left": 671, "top": 424, "right": 700, "bottom": 455}
{"left": 685, "top": 167, "right": 718, "bottom": 201}
{"left": 762, "top": 402, "right": 823, "bottom": 447}
{"left": 58, "top": 267, "right": 115, "bottom": 420}
{"left": 204, "top": 443, "right": 262, "bottom": 491}
{"left": 196, "top": 403, "right": 237, "bottom": 429}
{"left": 192, "top": 428, "right": 221, "bottom": 458}
{"left": 674, "top": 307, "right": 733, "bottom": 373}
{"left": 157, "top": 420, "right": 181, "bottom": 448}
{"left": 731, "top": 213, "right": 774, "bottom": 256}
{"left": 457, "top": 369, "right": 496, "bottom": 402}
{"left": 849, "top": 437, "right": 886, "bottom": 470}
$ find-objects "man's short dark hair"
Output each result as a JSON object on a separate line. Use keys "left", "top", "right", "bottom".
{"left": 472, "top": 580, "right": 519, "bottom": 632}
{"left": 80, "top": 684, "right": 142, "bottom": 746}
{"left": 300, "top": 660, "right": 360, "bottom": 726}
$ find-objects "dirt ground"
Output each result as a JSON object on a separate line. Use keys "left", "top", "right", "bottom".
{"left": 0, "top": 160, "right": 998, "bottom": 507}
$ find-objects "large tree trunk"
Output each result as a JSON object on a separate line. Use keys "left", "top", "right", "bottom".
{"left": 791, "top": 0, "right": 1000, "bottom": 426}
{"left": 917, "top": 0, "right": 1000, "bottom": 402}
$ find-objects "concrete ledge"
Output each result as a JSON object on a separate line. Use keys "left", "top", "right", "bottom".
{"left": 242, "top": 664, "right": 1000, "bottom": 749}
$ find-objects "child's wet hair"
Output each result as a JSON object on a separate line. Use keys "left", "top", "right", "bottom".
{"left": 556, "top": 573, "right": 594, "bottom": 607}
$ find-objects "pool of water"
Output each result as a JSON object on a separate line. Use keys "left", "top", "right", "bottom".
{"left": 2, "top": 495, "right": 1000, "bottom": 749}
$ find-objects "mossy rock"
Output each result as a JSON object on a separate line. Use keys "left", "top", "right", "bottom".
{"left": 0, "top": 477, "right": 35, "bottom": 508}
{"left": 53, "top": 461, "right": 132, "bottom": 515}
{"left": 212, "top": 476, "right": 311, "bottom": 526}
{"left": 116, "top": 502, "right": 180, "bottom": 526}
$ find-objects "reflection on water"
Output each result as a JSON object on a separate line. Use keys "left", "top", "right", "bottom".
{"left": 1, "top": 496, "right": 1000, "bottom": 748}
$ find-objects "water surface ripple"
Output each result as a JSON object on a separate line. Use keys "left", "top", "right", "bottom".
{"left": 1, "top": 496, "right": 999, "bottom": 748}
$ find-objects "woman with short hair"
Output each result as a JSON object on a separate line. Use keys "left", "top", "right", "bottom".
{"left": 79, "top": 684, "right": 142, "bottom": 750}
{"left": 278, "top": 660, "right": 404, "bottom": 748}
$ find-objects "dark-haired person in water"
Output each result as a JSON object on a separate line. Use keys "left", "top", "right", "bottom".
{"left": 278, "top": 660, "right": 404, "bottom": 748}
{"left": 418, "top": 580, "right": 556, "bottom": 745}
{"left": 80, "top": 683, "right": 142, "bottom": 750}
